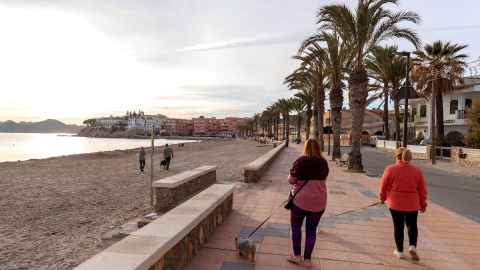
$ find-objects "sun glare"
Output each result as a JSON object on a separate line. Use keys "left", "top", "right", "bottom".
{"left": 0, "top": 7, "right": 165, "bottom": 121}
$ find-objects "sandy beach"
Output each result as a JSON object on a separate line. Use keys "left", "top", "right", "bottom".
{"left": 0, "top": 139, "right": 272, "bottom": 270}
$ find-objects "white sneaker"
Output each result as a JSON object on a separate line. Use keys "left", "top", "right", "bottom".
{"left": 409, "top": 245, "right": 420, "bottom": 261}
{"left": 394, "top": 249, "right": 406, "bottom": 259}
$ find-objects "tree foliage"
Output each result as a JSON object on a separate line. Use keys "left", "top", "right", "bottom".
{"left": 465, "top": 99, "right": 480, "bottom": 149}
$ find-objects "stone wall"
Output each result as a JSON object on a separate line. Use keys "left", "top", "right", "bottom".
{"left": 244, "top": 142, "right": 285, "bottom": 183}
{"left": 148, "top": 194, "right": 233, "bottom": 270}
{"left": 452, "top": 147, "right": 480, "bottom": 167}
{"left": 155, "top": 170, "right": 216, "bottom": 212}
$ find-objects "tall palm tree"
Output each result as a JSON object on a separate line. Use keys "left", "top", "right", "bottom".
{"left": 277, "top": 98, "right": 292, "bottom": 140}
{"left": 301, "top": 31, "right": 353, "bottom": 160}
{"left": 386, "top": 54, "right": 407, "bottom": 141}
{"left": 294, "top": 89, "right": 314, "bottom": 140}
{"left": 291, "top": 97, "right": 306, "bottom": 144}
{"left": 252, "top": 113, "right": 260, "bottom": 140}
{"left": 317, "top": 0, "right": 421, "bottom": 172}
{"left": 287, "top": 45, "right": 329, "bottom": 148}
{"left": 366, "top": 45, "right": 398, "bottom": 140}
{"left": 410, "top": 40, "right": 469, "bottom": 144}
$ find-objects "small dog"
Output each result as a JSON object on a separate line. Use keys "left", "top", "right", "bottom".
{"left": 235, "top": 237, "right": 256, "bottom": 262}
{"left": 159, "top": 160, "right": 167, "bottom": 169}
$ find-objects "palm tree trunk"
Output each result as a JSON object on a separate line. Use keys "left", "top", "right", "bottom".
{"left": 347, "top": 67, "right": 368, "bottom": 172}
{"left": 317, "top": 84, "right": 325, "bottom": 150}
{"left": 297, "top": 115, "right": 302, "bottom": 144}
{"left": 276, "top": 114, "right": 280, "bottom": 140}
{"left": 313, "top": 104, "right": 319, "bottom": 140}
{"left": 286, "top": 113, "right": 290, "bottom": 140}
{"left": 383, "top": 85, "right": 390, "bottom": 140}
{"left": 305, "top": 106, "right": 312, "bottom": 140}
{"left": 436, "top": 90, "right": 444, "bottom": 144}
{"left": 330, "top": 85, "right": 343, "bottom": 161}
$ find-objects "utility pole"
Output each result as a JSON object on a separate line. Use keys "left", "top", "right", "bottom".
{"left": 431, "top": 72, "right": 436, "bottom": 165}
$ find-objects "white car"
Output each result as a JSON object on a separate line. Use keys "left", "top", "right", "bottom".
{"left": 370, "top": 135, "right": 386, "bottom": 147}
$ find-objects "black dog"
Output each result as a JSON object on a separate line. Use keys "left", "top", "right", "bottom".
{"left": 160, "top": 160, "right": 167, "bottom": 169}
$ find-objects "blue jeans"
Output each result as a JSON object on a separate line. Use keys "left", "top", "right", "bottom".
{"left": 139, "top": 160, "right": 145, "bottom": 171}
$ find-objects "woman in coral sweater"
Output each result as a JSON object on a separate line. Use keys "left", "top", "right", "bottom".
{"left": 379, "top": 147, "right": 427, "bottom": 261}
{"left": 287, "top": 138, "right": 329, "bottom": 268}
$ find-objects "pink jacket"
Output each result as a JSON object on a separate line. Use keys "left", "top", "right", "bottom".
{"left": 379, "top": 160, "right": 428, "bottom": 211}
{"left": 288, "top": 156, "right": 329, "bottom": 212}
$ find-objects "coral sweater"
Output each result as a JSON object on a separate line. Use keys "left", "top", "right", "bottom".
{"left": 379, "top": 160, "right": 428, "bottom": 211}
{"left": 288, "top": 156, "right": 329, "bottom": 212}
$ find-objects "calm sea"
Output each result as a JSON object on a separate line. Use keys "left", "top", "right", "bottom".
{"left": 0, "top": 133, "right": 196, "bottom": 163}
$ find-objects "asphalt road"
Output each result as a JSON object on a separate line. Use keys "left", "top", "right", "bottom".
{"left": 336, "top": 146, "right": 480, "bottom": 224}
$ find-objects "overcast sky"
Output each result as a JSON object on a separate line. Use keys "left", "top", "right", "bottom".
{"left": 1, "top": 0, "right": 479, "bottom": 125}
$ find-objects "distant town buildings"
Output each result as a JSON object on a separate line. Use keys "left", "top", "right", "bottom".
{"left": 95, "top": 110, "right": 249, "bottom": 137}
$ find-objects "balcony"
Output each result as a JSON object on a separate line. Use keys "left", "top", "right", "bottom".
{"left": 457, "top": 110, "right": 466, "bottom": 119}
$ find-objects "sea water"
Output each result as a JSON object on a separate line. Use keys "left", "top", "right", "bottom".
{"left": 0, "top": 133, "right": 195, "bottom": 163}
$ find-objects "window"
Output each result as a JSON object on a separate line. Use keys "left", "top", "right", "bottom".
{"left": 466, "top": 99, "right": 472, "bottom": 110}
{"left": 412, "top": 108, "right": 417, "bottom": 116}
{"left": 420, "top": 105, "right": 427, "bottom": 117}
{"left": 450, "top": 100, "right": 458, "bottom": 114}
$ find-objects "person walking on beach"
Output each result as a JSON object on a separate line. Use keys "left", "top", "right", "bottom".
{"left": 379, "top": 147, "right": 427, "bottom": 261}
{"left": 287, "top": 138, "right": 329, "bottom": 268}
{"left": 163, "top": 144, "right": 174, "bottom": 170}
{"left": 138, "top": 147, "right": 146, "bottom": 172}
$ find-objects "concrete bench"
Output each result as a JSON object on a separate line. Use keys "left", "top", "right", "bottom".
{"left": 153, "top": 165, "right": 217, "bottom": 212}
{"left": 243, "top": 142, "right": 285, "bottom": 183}
{"left": 74, "top": 183, "right": 236, "bottom": 270}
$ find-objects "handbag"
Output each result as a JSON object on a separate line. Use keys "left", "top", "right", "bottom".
{"left": 284, "top": 179, "right": 310, "bottom": 210}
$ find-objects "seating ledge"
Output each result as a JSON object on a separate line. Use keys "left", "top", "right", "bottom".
{"left": 152, "top": 165, "right": 217, "bottom": 188}
{"left": 243, "top": 142, "right": 285, "bottom": 170}
{"left": 74, "top": 183, "right": 235, "bottom": 270}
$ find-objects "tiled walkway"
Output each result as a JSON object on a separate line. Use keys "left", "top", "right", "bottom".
{"left": 186, "top": 143, "right": 480, "bottom": 270}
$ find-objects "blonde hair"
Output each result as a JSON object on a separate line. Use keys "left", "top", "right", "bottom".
{"left": 302, "top": 138, "right": 324, "bottom": 158}
{"left": 395, "top": 147, "right": 413, "bottom": 163}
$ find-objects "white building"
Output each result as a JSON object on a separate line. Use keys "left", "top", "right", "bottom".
{"left": 127, "top": 111, "right": 167, "bottom": 132}
{"left": 407, "top": 76, "right": 480, "bottom": 141}
{"left": 97, "top": 116, "right": 128, "bottom": 127}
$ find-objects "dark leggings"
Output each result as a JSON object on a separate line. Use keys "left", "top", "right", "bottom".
{"left": 291, "top": 203, "right": 324, "bottom": 259}
{"left": 389, "top": 208, "right": 418, "bottom": 252}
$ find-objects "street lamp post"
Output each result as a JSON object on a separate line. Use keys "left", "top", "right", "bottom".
{"left": 394, "top": 51, "right": 418, "bottom": 148}
{"left": 328, "top": 110, "right": 331, "bottom": 156}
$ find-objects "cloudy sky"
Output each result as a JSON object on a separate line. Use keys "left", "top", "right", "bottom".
{"left": 0, "top": 0, "right": 479, "bottom": 125}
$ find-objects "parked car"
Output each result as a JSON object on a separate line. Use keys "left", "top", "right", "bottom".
{"left": 370, "top": 135, "right": 386, "bottom": 147}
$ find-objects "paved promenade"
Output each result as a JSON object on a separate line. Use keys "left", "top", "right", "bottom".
{"left": 186, "top": 143, "right": 480, "bottom": 270}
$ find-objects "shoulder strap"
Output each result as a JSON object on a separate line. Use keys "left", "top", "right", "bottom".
{"left": 292, "top": 179, "right": 310, "bottom": 199}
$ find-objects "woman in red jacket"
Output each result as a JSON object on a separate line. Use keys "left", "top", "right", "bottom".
{"left": 379, "top": 147, "right": 427, "bottom": 261}
{"left": 287, "top": 138, "right": 329, "bottom": 268}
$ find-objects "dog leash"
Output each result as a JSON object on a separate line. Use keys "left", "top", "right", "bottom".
{"left": 328, "top": 202, "right": 381, "bottom": 218}
{"left": 248, "top": 200, "right": 287, "bottom": 238}
{"left": 248, "top": 201, "right": 380, "bottom": 237}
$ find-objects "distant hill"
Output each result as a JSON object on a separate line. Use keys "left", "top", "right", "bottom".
{"left": 0, "top": 119, "right": 84, "bottom": 133}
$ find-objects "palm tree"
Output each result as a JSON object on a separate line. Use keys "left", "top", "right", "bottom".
{"left": 317, "top": 0, "right": 421, "bottom": 172}
{"left": 301, "top": 31, "right": 353, "bottom": 160}
{"left": 386, "top": 54, "right": 407, "bottom": 141}
{"left": 366, "top": 45, "right": 398, "bottom": 140}
{"left": 252, "top": 113, "right": 260, "bottom": 140}
{"left": 291, "top": 98, "right": 306, "bottom": 144}
{"left": 410, "top": 40, "right": 469, "bottom": 144}
{"left": 277, "top": 98, "right": 292, "bottom": 140}
{"left": 287, "top": 45, "right": 328, "bottom": 148}
{"left": 294, "top": 89, "right": 314, "bottom": 140}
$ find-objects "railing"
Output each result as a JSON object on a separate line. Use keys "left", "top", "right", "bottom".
{"left": 435, "top": 146, "right": 451, "bottom": 159}
{"left": 457, "top": 110, "right": 466, "bottom": 119}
